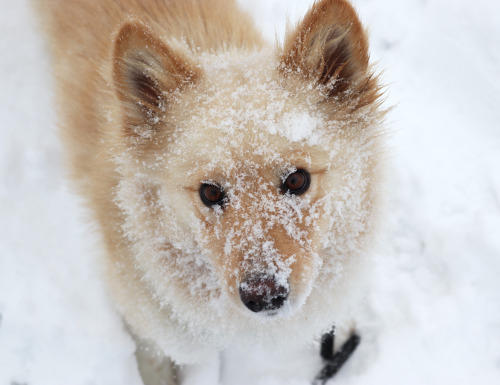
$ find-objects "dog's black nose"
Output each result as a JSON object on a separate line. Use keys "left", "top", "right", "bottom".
{"left": 239, "top": 274, "right": 289, "bottom": 313}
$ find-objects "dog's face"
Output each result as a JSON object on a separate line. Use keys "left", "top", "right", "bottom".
{"left": 161, "top": 55, "right": 337, "bottom": 317}
{"left": 111, "top": 0, "right": 384, "bottom": 338}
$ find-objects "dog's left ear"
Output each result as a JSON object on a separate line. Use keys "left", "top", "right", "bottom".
{"left": 279, "top": 0, "right": 378, "bottom": 105}
{"left": 113, "top": 21, "right": 200, "bottom": 137}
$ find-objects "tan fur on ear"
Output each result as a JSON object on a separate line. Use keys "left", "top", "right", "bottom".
{"left": 279, "top": 0, "right": 379, "bottom": 107}
{"left": 113, "top": 22, "right": 201, "bottom": 137}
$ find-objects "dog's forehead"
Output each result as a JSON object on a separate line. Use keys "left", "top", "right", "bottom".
{"left": 174, "top": 134, "right": 318, "bottom": 182}
{"left": 194, "top": 52, "right": 292, "bottom": 123}
{"left": 170, "top": 51, "right": 329, "bottom": 174}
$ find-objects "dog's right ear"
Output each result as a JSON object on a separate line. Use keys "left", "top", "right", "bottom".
{"left": 113, "top": 22, "right": 200, "bottom": 137}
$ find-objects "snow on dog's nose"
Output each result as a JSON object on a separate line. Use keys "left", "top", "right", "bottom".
{"left": 239, "top": 274, "right": 289, "bottom": 313}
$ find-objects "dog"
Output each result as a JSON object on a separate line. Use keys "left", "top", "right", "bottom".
{"left": 37, "top": 0, "right": 385, "bottom": 383}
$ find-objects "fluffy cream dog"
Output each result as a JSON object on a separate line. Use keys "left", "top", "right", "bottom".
{"left": 37, "top": 0, "right": 385, "bottom": 383}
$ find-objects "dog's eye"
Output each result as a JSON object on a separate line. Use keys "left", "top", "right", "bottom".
{"left": 282, "top": 169, "right": 310, "bottom": 195}
{"left": 199, "top": 183, "right": 226, "bottom": 207}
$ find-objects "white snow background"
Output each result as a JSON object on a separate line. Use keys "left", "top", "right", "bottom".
{"left": 1, "top": 0, "right": 500, "bottom": 384}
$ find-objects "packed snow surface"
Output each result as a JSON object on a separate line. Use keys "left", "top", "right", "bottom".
{"left": 1, "top": 0, "right": 500, "bottom": 384}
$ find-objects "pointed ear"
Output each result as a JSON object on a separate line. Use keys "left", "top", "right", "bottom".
{"left": 113, "top": 21, "right": 200, "bottom": 137}
{"left": 279, "top": 0, "right": 377, "bottom": 103}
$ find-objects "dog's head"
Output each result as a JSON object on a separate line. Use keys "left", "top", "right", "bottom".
{"left": 111, "top": 0, "right": 384, "bottom": 342}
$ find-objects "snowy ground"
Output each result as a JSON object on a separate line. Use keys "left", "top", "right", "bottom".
{"left": 1, "top": 0, "right": 500, "bottom": 384}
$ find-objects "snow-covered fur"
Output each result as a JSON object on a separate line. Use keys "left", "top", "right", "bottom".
{"left": 37, "top": 0, "right": 385, "bottom": 377}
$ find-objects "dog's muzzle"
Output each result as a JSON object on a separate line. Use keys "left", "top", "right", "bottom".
{"left": 239, "top": 274, "right": 289, "bottom": 313}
